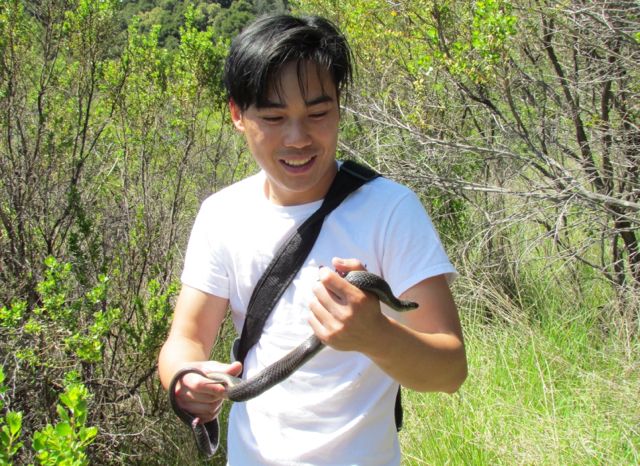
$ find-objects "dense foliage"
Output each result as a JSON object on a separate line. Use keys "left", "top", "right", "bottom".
{"left": 119, "top": 0, "right": 288, "bottom": 47}
{"left": 0, "top": 0, "right": 638, "bottom": 464}
{"left": 0, "top": 0, "right": 257, "bottom": 462}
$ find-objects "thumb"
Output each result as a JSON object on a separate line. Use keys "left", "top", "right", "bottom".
{"left": 332, "top": 257, "right": 367, "bottom": 274}
{"left": 201, "top": 360, "right": 243, "bottom": 376}
{"left": 227, "top": 360, "right": 243, "bottom": 376}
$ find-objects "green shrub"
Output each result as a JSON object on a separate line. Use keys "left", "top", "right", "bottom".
{"left": 0, "top": 367, "right": 23, "bottom": 464}
{"left": 31, "top": 375, "right": 98, "bottom": 466}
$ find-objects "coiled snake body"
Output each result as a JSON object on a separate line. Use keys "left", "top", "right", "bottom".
{"left": 169, "top": 271, "right": 418, "bottom": 457}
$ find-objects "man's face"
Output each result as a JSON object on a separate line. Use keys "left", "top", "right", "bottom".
{"left": 230, "top": 61, "right": 340, "bottom": 206}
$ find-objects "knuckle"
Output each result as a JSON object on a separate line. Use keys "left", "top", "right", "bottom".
{"left": 351, "top": 292, "right": 367, "bottom": 307}
{"left": 314, "top": 327, "right": 330, "bottom": 344}
{"left": 328, "top": 320, "right": 345, "bottom": 336}
{"left": 319, "top": 273, "right": 333, "bottom": 287}
{"left": 311, "top": 281, "right": 323, "bottom": 294}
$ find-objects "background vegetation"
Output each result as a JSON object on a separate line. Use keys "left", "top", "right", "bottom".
{"left": 0, "top": 0, "right": 638, "bottom": 464}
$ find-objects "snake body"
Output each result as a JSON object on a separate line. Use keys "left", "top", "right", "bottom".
{"left": 211, "top": 270, "right": 417, "bottom": 401}
{"left": 169, "top": 271, "right": 418, "bottom": 456}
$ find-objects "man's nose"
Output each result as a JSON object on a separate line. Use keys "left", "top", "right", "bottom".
{"left": 283, "top": 119, "right": 312, "bottom": 148}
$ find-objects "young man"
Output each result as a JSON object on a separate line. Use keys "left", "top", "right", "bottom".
{"left": 158, "top": 14, "right": 467, "bottom": 465}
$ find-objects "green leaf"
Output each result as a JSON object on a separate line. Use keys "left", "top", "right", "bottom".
{"left": 55, "top": 421, "right": 72, "bottom": 437}
{"left": 6, "top": 411, "right": 22, "bottom": 436}
{"left": 31, "top": 430, "right": 46, "bottom": 451}
{"left": 56, "top": 404, "right": 70, "bottom": 423}
{"left": 79, "top": 426, "right": 98, "bottom": 443}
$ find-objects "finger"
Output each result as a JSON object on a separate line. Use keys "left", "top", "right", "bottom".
{"left": 307, "top": 307, "right": 332, "bottom": 343}
{"left": 308, "top": 295, "right": 355, "bottom": 351}
{"left": 332, "top": 257, "right": 367, "bottom": 274}
{"left": 179, "top": 398, "right": 208, "bottom": 415}
{"left": 318, "top": 267, "right": 371, "bottom": 314}
{"left": 200, "top": 360, "right": 243, "bottom": 377}
{"left": 317, "top": 267, "right": 351, "bottom": 302}
{"left": 178, "top": 398, "right": 222, "bottom": 418}
{"left": 314, "top": 269, "right": 342, "bottom": 303}
{"left": 313, "top": 270, "right": 353, "bottom": 323}
{"left": 177, "top": 373, "right": 225, "bottom": 403}
{"left": 212, "top": 400, "right": 223, "bottom": 417}
{"left": 227, "top": 360, "right": 243, "bottom": 376}
{"left": 308, "top": 293, "right": 337, "bottom": 329}
{"left": 175, "top": 378, "right": 223, "bottom": 412}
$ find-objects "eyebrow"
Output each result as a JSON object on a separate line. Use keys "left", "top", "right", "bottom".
{"left": 258, "top": 94, "right": 334, "bottom": 109}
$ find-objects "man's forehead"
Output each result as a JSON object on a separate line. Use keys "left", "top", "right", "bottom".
{"left": 258, "top": 61, "right": 337, "bottom": 107}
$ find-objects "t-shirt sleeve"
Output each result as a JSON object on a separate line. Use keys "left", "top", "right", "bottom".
{"left": 180, "top": 200, "right": 230, "bottom": 298}
{"left": 381, "top": 190, "right": 456, "bottom": 297}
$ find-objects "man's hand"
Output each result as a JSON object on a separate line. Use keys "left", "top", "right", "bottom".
{"left": 173, "top": 361, "right": 242, "bottom": 423}
{"left": 308, "top": 257, "right": 467, "bottom": 393}
{"left": 309, "top": 257, "right": 389, "bottom": 354}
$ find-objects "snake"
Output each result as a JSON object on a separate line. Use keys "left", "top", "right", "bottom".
{"left": 168, "top": 271, "right": 418, "bottom": 457}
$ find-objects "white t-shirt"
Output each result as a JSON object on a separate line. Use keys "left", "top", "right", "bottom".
{"left": 181, "top": 167, "right": 456, "bottom": 465}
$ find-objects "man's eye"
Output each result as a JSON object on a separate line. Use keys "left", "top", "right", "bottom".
{"left": 309, "top": 112, "right": 328, "bottom": 119}
{"left": 262, "top": 116, "right": 283, "bottom": 122}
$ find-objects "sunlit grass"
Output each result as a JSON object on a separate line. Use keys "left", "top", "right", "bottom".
{"left": 400, "top": 265, "right": 640, "bottom": 465}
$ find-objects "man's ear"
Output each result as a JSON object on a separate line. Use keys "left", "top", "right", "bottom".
{"left": 229, "top": 99, "right": 245, "bottom": 131}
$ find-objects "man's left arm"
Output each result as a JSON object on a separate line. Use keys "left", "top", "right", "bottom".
{"left": 309, "top": 259, "right": 467, "bottom": 393}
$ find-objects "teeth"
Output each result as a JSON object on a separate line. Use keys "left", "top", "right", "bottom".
{"left": 283, "top": 157, "right": 312, "bottom": 167}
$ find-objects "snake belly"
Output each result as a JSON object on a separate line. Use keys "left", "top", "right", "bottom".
{"left": 207, "top": 270, "right": 418, "bottom": 402}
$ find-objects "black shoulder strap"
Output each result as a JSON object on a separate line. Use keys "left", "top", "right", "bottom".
{"left": 234, "top": 160, "right": 379, "bottom": 366}
{"left": 232, "top": 161, "right": 403, "bottom": 432}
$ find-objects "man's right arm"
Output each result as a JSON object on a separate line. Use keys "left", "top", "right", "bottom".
{"left": 158, "top": 285, "right": 241, "bottom": 422}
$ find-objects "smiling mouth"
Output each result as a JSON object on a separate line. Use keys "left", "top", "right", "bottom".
{"left": 281, "top": 156, "right": 315, "bottom": 168}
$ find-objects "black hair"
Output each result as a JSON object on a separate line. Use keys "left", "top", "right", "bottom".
{"left": 223, "top": 14, "right": 353, "bottom": 111}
